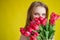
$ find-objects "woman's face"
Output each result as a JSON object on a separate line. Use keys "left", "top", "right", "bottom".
{"left": 32, "top": 6, "right": 46, "bottom": 20}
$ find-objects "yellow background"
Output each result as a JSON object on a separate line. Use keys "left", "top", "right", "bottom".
{"left": 0, "top": 0, "right": 60, "bottom": 40}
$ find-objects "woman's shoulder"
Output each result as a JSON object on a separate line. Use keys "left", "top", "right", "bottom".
{"left": 20, "top": 34, "right": 30, "bottom": 40}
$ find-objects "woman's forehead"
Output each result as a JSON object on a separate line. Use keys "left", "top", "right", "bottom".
{"left": 32, "top": 6, "right": 46, "bottom": 14}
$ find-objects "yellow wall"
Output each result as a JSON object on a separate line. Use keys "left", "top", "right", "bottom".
{"left": 0, "top": 0, "right": 60, "bottom": 40}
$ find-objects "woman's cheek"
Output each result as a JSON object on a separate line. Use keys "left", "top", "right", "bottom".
{"left": 42, "top": 16, "right": 46, "bottom": 18}
{"left": 41, "top": 16, "right": 44, "bottom": 18}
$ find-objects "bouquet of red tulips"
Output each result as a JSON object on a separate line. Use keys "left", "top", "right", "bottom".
{"left": 20, "top": 12, "right": 60, "bottom": 40}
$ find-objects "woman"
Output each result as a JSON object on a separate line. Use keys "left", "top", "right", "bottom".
{"left": 20, "top": 1, "right": 49, "bottom": 40}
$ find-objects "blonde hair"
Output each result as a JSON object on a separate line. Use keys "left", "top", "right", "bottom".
{"left": 25, "top": 1, "right": 49, "bottom": 28}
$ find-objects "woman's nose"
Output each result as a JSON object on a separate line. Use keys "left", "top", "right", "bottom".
{"left": 39, "top": 14, "right": 41, "bottom": 17}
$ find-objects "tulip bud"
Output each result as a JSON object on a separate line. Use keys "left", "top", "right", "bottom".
{"left": 20, "top": 28, "right": 25, "bottom": 34}
{"left": 26, "top": 26, "right": 34, "bottom": 33}
{"left": 50, "top": 12, "right": 60, "bottom": 20}
{"left": 24, "top": 31, "right": 31, "bottom": 37}
{"left": 33, "top": 32, "right": 39, "bottom": 37}
{"left": 39, "top": 16, "right": 44, "bottom": 21}
{"left": 35, "top": 20, "right": 41, "bottom": 25}
{"left": 42, "top": 18, "right": 47, "bottom": 26}
{"left": 31, "top": 24, "right": 39, "bottom": 30}
{"left": 50, "top": 19, "right": 55, "bottom": 25}
{"left": 30, "top": 36, "right": 37, "bottom": 40}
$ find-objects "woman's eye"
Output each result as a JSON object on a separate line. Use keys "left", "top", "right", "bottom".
{"left": 34, "top": 13, "right": 39, "bottom": 15}
{"left": 42, "top": 13, "right": 46, "bottom": 16}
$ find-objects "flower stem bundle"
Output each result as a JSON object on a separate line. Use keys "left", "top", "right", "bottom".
{"left": 20, "top": 12, "right": 60, "bottom": 40}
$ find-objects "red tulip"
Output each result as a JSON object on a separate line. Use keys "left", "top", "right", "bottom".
{"left": 50, "top": 12, "right": 60, "bottom": 20}
{"left": 33, "top": 32, "right": 39, "bottom": 37}
{"left": 24, "top": 31, "right": 31, "bottom": 37}
{"left": 35, "top": 20, "right": 41, "bottom": 25}
{"left": 26, "top": 26, "right": 34, "bottom": 33}
{"left": 50, "top": 19, "right": 55, "bottom": 25}
{"left": 31, "top": 24, "right": 39, "bottom": 30}
{"left": 34, "top": 17, "right": 39, "bottom": 21}
{"left": 30, "top": 20, "right": 35, "bottom": 26}
{"left": 42, "top": 18, "right": 47, "bottom": 26}
{"left": 30, "top": 36, "right": 37, "bottom": 40}
{"left": 39, "top": 16, "right": 44, "bottom": 21}
{"left": 20, "top": 28, "right": 31, "bottom": 37}
{"left": 30, "top": 20, "right": 39, "bottom": 30}
{"left": 50, "top": 12, "right": 60, "bottom": 25}
{"left": 34, "top": 18, "right": 41, "bottom": 25}
{"left": 20, "top": 28, "right": 25, "bottom": 34}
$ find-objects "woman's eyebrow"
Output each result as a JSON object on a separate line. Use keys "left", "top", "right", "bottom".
{"left": 34, "top": 13, "right": 40, "bottom": 14}
{"left": 42, "top": 13, "right": 46, "bottom": 14}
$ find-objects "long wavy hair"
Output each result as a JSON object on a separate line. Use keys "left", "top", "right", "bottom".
{"left": 25, "top": 1, "right": 49, "bottom": 28}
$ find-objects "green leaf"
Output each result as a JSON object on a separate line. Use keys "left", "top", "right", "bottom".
{"left": 37, "top": 30, "right": 41, "bottom": 34}
{"left": 40, "top": 32, "right": 45, "bottom": 39}
{"left": 44, "top": 30, "right": 49, "bottom": 40}
{"left": 40, "top": 25, "right": 44, "bottom": 31}
{"left": 48, "top": 30, "right": 55, "bottom": 39}
{"left": 49, "top": 25, "right": 53, "bottom": 31}
{"left": 45, "top": 22, "right": 49, "bottom": 31}
{"left": 37, "top": 36, "right": 42, "bottom": 40}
